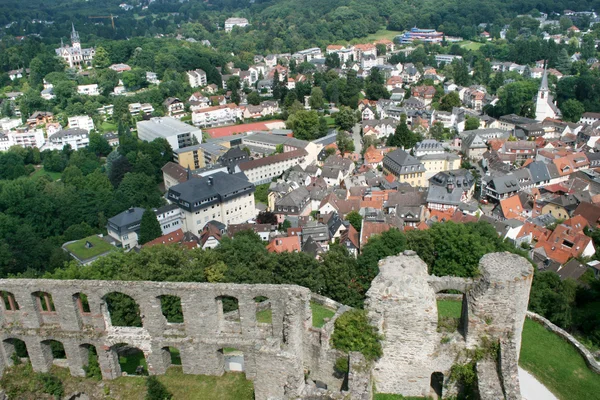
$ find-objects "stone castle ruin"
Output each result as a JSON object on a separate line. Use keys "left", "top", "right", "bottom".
{"left": 0, "top": 251, "right": 533, "bottom": 399}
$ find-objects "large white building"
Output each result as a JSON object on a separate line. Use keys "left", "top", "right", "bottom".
{"left": 0, "top": 129, "right": 45, "bottom": 151}
{"left": 187, "top": 69, "right": 207, "bottom": 88}
{"left": 225, "top": 17, "right": 249, "bottom": 32}
{"left": 68, "top": 115, "right": 95, "bottom": 133}
{"left": 238, "top": 149, "right": 308, "bottom": 185}
{"left": 55, "top": 24, "right": 95, "bottom": 69}
{"left": 167, "top": 172, "right": 255, "bottom": 233}
{"left": 191, "top": 104, "right": 243, "bottom": 128}
{"left": 137, "top": 117, "right": 202, "bottom": 151}
{"left": 77, "top": 84, "right": 99, "bottom": 96}
{"left": 45, "top": 128, "right": 90, "bottom": 151}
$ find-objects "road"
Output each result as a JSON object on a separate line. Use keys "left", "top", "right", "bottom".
{"left": 352, "top": 123, "right": 362, "bottom": 154}
{"left": 519, "top": 367, "right": 557, "bottom": 400}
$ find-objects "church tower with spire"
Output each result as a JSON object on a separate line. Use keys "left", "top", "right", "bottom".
{"left": 71, "top": 23, "right": 81, "bottom": 50}
{"left": 535, "top": 66, "right": 561, "bottom": 121}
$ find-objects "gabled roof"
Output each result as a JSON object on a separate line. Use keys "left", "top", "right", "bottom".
{"left": 266, "top": 236, "right": 301, "bottom": 253}
{"left": 500, "top": 195, "right": 525, "bottom": 220}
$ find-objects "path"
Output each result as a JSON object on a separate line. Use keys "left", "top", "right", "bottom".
{"left": 519, "top": 367, "right": 558, "bottom": 400}
{"left": 352, "top": 123, "right": 362, "bottom": 154}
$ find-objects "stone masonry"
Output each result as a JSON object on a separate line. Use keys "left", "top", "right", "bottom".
{"left": 0, "top": 251, "right": 534, "bottom": 400}
{"left": 366, "top": 251, "right": 533, "bottom": 399}
{"left": 0, "top": 280, "right": 311, "bottom": 400}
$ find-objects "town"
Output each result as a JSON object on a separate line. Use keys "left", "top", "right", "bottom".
{"left": 1, "top": 2, "right": 600, "bottom": 399}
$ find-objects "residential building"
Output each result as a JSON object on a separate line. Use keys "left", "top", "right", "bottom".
{"left": 383, "top": 149, "right": 427, "bottom": 187}
{"left": 154, "top": 204, "right": 185, "bottom": 235}
{"left": 167, "top": 172, "right": 255, "bottom": 233}
{"left": 55, "top": 24, "right": 95, "bottom": 68}
{"left": 191, "top": 104, "right": 242, "bottom": 128}
{"left": 163, "top": 97, "right": 185, "bottom": 118}
{"left": 219, "top": 147, "right": 250, "bottom": 172}
{"left": 128, "top": 103, "right": 155, "bottom": 116}
{"left": 426, "top": 169, "right": 475, "bottom": 211}
{"left": 175, "top": 142, "right": 228, "bottom": 170}
{"left": 45, "top": 128, "right": 89, "bottom": 150}
{"left": 225, "top": 17, "right": 249, "bottom": 32}
{"left": 67, "top": 115, "right": 95, "bottom": 133}
{"left": 434, "top": 54, "right": 463, "bottom": 65}
{"left": 187, "top": 69, "right": 207, "bottom": 88}
{"left": 106, "top": 207, "right": 145, "bottom": 250}
{"left": 239, "top": 149, "right": 308, "bottom": 184}
{"left": 266, "top": 236, "right": 301, "bottom": 253}
{"left": 0, "top": 128, "right": 45, "bottom": 150}
{"left": 461, "top": 133, "right": 487, "bottom": 160}
{"left": 411, "top": 86, "right": 437, "bottom": 106}
{"left": 137, "top": 117, "right": 202, "bottom": 152}
{"left": 419, "top": 152, "right": 461, "bottom": 180}
{"left": 414, "top": 139, "right": 445, "bottom": 157}
{"left": 274, "top": 186, "right": 311, "bottom": 222}
{"left": 77, "top": 84, "right": 99, "bottom": 96}
{"left": 142, "top": 229, "right": 199, "bottom": 250}
{"left": 200, "top": 221, "right": 226, "bottom": 249}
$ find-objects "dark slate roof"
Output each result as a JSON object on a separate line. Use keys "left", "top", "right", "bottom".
{"left": 526, "top": 161, "right": 551, "bottom": 184}
{"left": 276, "top": 186, "right": 310, "bottom": 208}
{"left": 168, "top": 172, "right": 254, "bottom": 212}
{"left": 383, "top": 149, "right": 425, "bottom": 175}
{"left": 489, "top": 174, "right": 521, "bottom": 195}
{"left": 426, "top": 169, "right": 475, "bottom": 206}
{"left": 108, "top": 207, "right": 145, "bottom": 228}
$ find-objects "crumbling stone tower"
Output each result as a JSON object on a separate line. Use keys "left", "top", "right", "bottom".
{"left": 366, "top": 251, "right": 533, "bottom": 399}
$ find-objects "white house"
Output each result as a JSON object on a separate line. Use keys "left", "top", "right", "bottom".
{"left": 77, "top": 84, "right": 99, "bottom": 96}
{"left": 45, "top": 128, "right": 90, "bottom": 151}
{"left": 225, "top": 18, "right": 249, "bottom": 32}
{"left": 187, "top": 69, "right": 207, "bottom": 88}
{"left": 68, "top": 115, "right": 95, "bottom": 133}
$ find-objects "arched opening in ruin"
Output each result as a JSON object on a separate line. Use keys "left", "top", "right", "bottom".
{"left": 3, "top": 338, "right": 29, "bottom": 365}
{"left": 159, "top": 295, "right": 184, "bottom": 323}
{"left": 73, "top": 292, "right": 91, "bottom": 314}
{"left": 0, "top": 291, "right": 19, "bottom": 311}
{"left": 435, "top": 291, "right": 467, "bottom": 338}
{"left": 430, "top": 372, "right": 444, "bottom": 399}
{"left": 254, "top": 296, "right": 272, "bottom": 333}
{"left": 112, "top": 343, "right": 147, "bottom": 376}
{"left": 80, "top": 344, "right": 101, "bottom": 379}
{"left": 216, "top": 295, "right": 241, "bottom": 334}
{"left": 161, "top": 346, "right": 182, "bottom": 368}
{"left": 41, "top": 339, "right": 67, "bottom": 367}
{"left": 33, "top": 291, "right": 56, "bottom": 313}
{"left": 103, "top": 292, "right": 143, "bottom": 328}
{"left": 218, "top": 347, "right": 245, "bottom": 373}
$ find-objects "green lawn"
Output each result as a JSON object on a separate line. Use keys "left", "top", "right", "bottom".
{"left": 64, "top": 235, "right": 115, "bottom": 261}
{"left": 520, "top": 318, "right": 600, "bottom": 400}
{"left": 31, "top": 167, "right": 62, "bottom": 181}
{"left": 100, "top": 121, "right": 118, "bottom": 132}
{"left": 344, "top": 28, "right": 401, "bottom": 45}
{"left": 157, "top": 368, "right": 253, "bottom": 400}
{"left": 119, "top": 350, "right": 147, "bottom": 375}
{"left": 310, "top": 302, "right": 336, "bottom": 328}
{"left": 437, "top": 299, "right": 462, "bottom": 318}
{"left": 324, "top": 116, "right": 336, "bottom": 127}
{"left": 459, "top": 40, "right": 484, "bottom": 51}
{"left": 256, "top": 308, "right": 272, "bottom": 324}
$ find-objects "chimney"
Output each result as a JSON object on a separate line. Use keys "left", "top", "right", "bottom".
{"left": 128, "top": 207, "right": 135, "bottom": 213}
{"left": 208, "top": 176, "right": 214, "bottom": 186}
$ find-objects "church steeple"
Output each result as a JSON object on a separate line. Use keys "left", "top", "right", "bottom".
{"left": 70, "top": 23, "right": 81, "bottom": 49}
{"left": 535, "top": 62, "right": 560, "bottom": 121}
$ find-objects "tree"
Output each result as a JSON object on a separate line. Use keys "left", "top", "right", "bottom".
{"left": 116, "top": 173, "right": 163, "bottom": 209}
{"left": 256, "top": 211, "right": 277, "bottom": 225}
{"left": 556, "top": 49, "right": 572, "bottom": 74}
{"left": 286, "top": 110, "right": 323, "bottom": 140}
{"left": 93, "top": 46, "right": 111, "bottom": 69}
{"left": 309, "top": 87, "right": 325, "bottom": 110}
{"left": 439, "top": 92, "right": 461, "bottom": 112}
{"left": 560, "top": 99, "right": 585, "bottom": 122}
{"left": 139, "top": 209, "right": 162, "bottom": 245}
{"left": 88, "top": 133, "right": 112, "bottom": 157}
{"left": 346, "top": 211, "right": 362, "bottom": 232}
{"left": 334, "top": 106, "right": 357, "bottom": 132}
{"left": 325, "top": 53, "right": 341, "bottom": 69}
{"left": 386, "top": 114, "right": 420, "bottom": 149}
{"left": 336, "top": 131, "right": 355, "bottom": 156}
{"left": 227, "top": 75, "right": 242, "bottom": 105}
{"left": 146, "top": 376, "right": 172, "bottom": 400}
{"left": 464, "top": 116, "right": 480, "bottom": 131}
{"left": 331, "top": 309, "right": 382, "bottom": 361}
{"left": 376, "top": 44, "right": 387, "bottom": 56}
{"left": 450, "top": 59, "right": 470, "bottom": 86}
{"left": 247, "top": 91, "right": 261, "bottom": 105}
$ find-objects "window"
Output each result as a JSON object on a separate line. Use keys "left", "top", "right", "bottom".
{"left": 123, "top": 234, "right": 129, "bottom": 240}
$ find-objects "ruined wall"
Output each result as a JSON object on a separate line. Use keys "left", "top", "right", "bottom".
{"left": 0, "top": 280, "right": 312, "bottom": 400}
{"left": 366, "top": 251, "right": 534, "bottom": 399}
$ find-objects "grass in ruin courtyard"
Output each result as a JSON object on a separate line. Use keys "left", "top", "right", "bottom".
{"left": 311, "top": 301, "right": 336, "bottom": 327}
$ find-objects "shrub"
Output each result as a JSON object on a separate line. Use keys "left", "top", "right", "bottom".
{"left": 334, "top": 356, "right": 349, "bottom": 374}
{"left": 331, "top": 310, "right": 382, "bottom": 361}
{"left": 146, "top": 376, "right": 172, "bottom": 400}
{"left": 37, "top": 373, "right": 64, "bottom": 399}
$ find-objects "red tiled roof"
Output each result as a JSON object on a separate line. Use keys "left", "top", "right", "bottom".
{"left": 360, "top": 222, "right": 391, "bottom": 246}
{"left": 266, "top": 236, "right": 301, "bottom": 253}
{"left": 500, "top": 195, "right": 525, "bottom": 220}
{"left": 143, "top": 229, "right": 197, "bottom": 248}
{"left": 204, "top": 120, "right": 286, "bottom": 138}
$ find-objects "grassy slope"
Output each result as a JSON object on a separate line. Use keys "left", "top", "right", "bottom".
{"left": 310, "top": 301, "right": 336, "bottom": 328}
{"left": 31, "top": 167, "right": 62, "bottom": 181}
{"left": 435, "top": 299, "right": 600, "bottom": 400}
{"left": 520, "top": 318, "right": 600, "bottom": 400}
